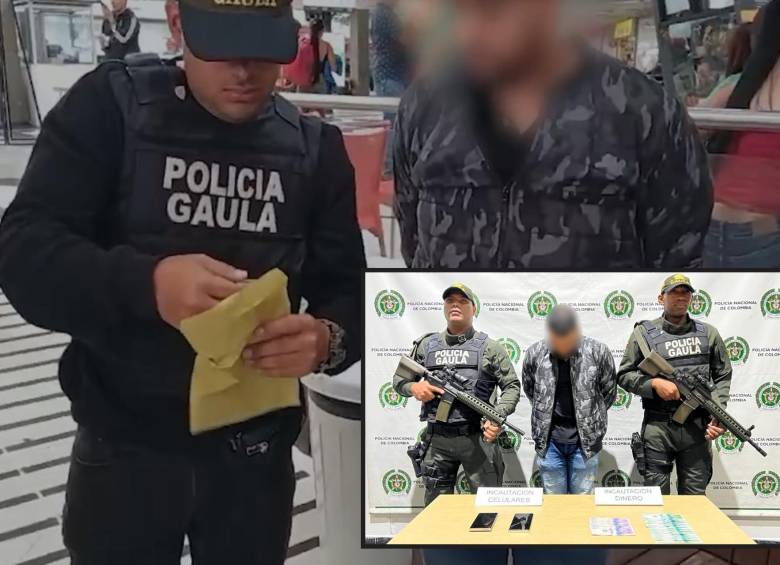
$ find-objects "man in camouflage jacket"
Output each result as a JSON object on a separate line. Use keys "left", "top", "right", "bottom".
{"left": 522, "top": 306, "right": 617, "bottom": 494}
{"left": 393, "top": 0, "right": 712, "bottom": 269}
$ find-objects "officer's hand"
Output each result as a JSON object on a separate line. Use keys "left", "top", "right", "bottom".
{"left": 153, "top": 254, "right": 247, "bottom": 327}
{"left": 651, "top": 378, "right": 681, "bottom": 401}
{"left": 705, "top": 418, "right": 726, "bottom": 440}
{"left": 410, "top": 381, "right": 444, "bottom": 403}
{"left": 482, "top": 421, "right": 501, "bottom": 443}
{"left": 242, "top": 314, "right": 329, "bottom": 378}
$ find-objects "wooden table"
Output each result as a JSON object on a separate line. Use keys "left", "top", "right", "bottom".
{"left": 388, "top": 495, "right": 755, "bottom": 546}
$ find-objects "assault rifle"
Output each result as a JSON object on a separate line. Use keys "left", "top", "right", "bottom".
{"left": 634, "top": 328, "right": 767, "bottom": 457}
{"left": 395, "top": 356, "right": 525, "bottom": 437}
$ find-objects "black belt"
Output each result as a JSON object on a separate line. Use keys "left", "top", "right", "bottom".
{"left": 427, "top": 422, "right": 480, "bottom": 437}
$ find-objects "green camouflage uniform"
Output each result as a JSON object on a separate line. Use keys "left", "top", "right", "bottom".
{"left": 393, "top": 327, "right": 521, "bottom": 506}
{"left": 618, "top": 315, "right": 732, "bottom": 494}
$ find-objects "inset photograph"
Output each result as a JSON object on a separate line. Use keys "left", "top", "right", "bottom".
{"left": 363, "top": 271, "right": 779, "bottom": 547}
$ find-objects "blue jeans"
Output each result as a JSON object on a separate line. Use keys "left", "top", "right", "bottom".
{"left": 703, "top": 219, "right": 780, "bottom": 268}
{"left": 374, "top": 77, "right": 407, "bottom": 175}
{"left": 538, "top": 441, "right": 599, "bottom": 495}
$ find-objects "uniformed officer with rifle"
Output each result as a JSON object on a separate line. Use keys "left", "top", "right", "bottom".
{"left": 393, "top": 283, "right": 521, "bottom": 506}
{"left": 618, "top": 275, "right": 732, "bottom": 495}
{"left": 0, "top": 0, "right": 364, "bottom": 562}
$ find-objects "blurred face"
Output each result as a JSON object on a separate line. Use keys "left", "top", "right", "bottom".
{"left": 659, "top": 287, "right": 693, "bottom": 319}
{"left": 112, "top": 0, "right": 127, "bottom": 12}
{"left": 167, "top": 2, "right": 280, "bottom": 124}
{"left": 548, "top": 328, "right": 580, "bottom": 358}
{"left": 443, "top": 293, "right": 476, "bottom": 331}
{"left": 452, "top": 0, "right": 560, "bottom": 84}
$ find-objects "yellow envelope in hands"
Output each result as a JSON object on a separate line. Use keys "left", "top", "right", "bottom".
{"left": 180, "top": 268, "right": 301, "bottom": 435}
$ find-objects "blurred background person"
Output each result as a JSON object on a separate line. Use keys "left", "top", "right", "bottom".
{"left": 700, "top": 22, "right": 753, "bottom": 109}
{"left": 706, "top": 0, "right": 780, "bottom": 268}
{"left": 370, "top": 0, "right": 411, "bottom": 177}
{"left": 100, "top": 0, "right": 140, "bottom": 61}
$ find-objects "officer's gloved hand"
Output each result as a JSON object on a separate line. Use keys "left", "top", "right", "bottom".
{"left": 154, "top": 254, "right": 248, "bottom": 327}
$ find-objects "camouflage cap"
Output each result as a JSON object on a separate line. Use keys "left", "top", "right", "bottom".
{"left": 661, "top": 274, "right": 695, "bottom": 295}
{"left": 442, "top": 283, "right": 476, "bottom": 305}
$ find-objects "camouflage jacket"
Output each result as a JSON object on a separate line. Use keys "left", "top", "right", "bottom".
{"left": 393, "top": 328, "right": 522, "bottom": 420}
{"left": 521, "top": 337, "right": 617, "bottom": 460}
{"left": 393, "top": 49, "right": 713, "bottom": 268}
{"left": 617, "top": 315, "right": 732, "bottom": 408}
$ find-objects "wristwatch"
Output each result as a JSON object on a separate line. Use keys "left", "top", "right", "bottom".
{"left": 316, "top": 319, "right": 347, "bottom": 374}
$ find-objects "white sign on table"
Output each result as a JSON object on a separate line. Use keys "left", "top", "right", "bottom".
{"left": 475, "top": 488, "right": 543, "bottom": 507}
{"left": 595, "top": 487, "right": 664, "bottom": 506}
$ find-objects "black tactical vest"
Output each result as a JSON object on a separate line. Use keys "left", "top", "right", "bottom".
{"left": 106, "top": 58, "right": 321, "bottom": 292}
{"left": 640, "top": 320, "right": 711, "bottom": 413}
{"left": 421, "top": 332, "right": 489, "bottom": 424}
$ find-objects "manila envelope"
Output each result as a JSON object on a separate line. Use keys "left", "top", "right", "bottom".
{"left": 180, "top": 268, "right": 301, "bottom": 434}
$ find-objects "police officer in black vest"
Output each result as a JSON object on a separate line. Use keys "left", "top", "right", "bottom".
{"left": 618, "top": 275, "right": 732, "bottom": 495}
{"left": 0, "top": 0, "right": 364, "bottom": 563}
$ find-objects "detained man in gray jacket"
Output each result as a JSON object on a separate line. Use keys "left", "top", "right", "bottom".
{"left": 522, "top": 306, "right": 617, "bottom": 494}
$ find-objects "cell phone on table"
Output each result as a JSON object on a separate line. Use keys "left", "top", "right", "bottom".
{"left": 469, "top": 512, "right": 497, "bottom": 532}
{"left": 509, "top": 513, "right": 533, "bottom": 532}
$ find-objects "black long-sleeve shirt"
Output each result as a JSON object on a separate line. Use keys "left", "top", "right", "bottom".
{"left": 0, "top": 65, "right": 365, "bottom": 446}
{"left": 101, "top": 8, "right": 140, "bottom": 60}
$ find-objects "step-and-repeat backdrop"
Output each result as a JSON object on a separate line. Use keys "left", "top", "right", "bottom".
{"left": 364, "top": 272, "right": 780, "bottom": 523}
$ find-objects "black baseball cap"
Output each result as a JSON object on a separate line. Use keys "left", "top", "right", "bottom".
{"left": 180, "top": 0, "right": 300, "bottom": 63}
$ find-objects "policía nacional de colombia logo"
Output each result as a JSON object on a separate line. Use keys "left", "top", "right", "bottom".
{"left": 382, "top": 469, "right": 412, "bottom": 496}
{"left": 756, "top": 382, "right": 780, "bottom": 410}
{"left": 527, "top": 291, "right": 558, "bottom": 320}
{"left": 497, "top": 429, "right": 522, "bottom": 453}
{"left": 455, "top": 471, "right": 472, "bottom": 494}
{"left": 530, "top": 470, "right": 543, "bottom": 489}
{"left": 375, "top": 289, "right": 405, "bottom": 319}
{"left": 715, "top": 431, "right": 744, "bottom": 455}
{"left": 498, "top": 338, "right": 522, "bottom": 365}
{"left": 601, "top": 470, "right": 632, "bottom": 488}
{"left": 761, "top": 289, "right": 780, "bottom": 318}
{"left": 611, "top": 387, "right": 633, "bottom": 411}
{"left": 604, "top": 290, "right": 635, "bottom": 320}
{"left": 378, "top": 382, "right": 407, "bottom": 410}
{"left": 752, "top": 471, "right": 780, "bottom": 498}
{"left": 688, "top": 289, "right": 713, "bottom": 318}
{"left": 724, "top": 337, "right": 750, "bottom": 366}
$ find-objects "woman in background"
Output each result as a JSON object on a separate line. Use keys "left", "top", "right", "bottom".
{"left": 700, "top": 22, "right": 753, "bottom": 108}
{"left": 299, "top": 20, "right": 337, "bottom": 95}
{"left": 705, "top": 0, "right": 780, "bottom": 268}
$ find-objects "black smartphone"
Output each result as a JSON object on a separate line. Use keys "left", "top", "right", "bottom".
{"left": 509, "top": 513, "right": 533, "bottom": 532}
{"left": 469, "top": 512, "right": 498, "bottom": 532}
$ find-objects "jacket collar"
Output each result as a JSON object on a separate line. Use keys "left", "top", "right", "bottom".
{"left": 445, "top": 326, "right": 476, "bottom": 346}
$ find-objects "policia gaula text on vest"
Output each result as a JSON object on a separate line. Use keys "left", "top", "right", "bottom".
{"left": 0, "top": 0, "right": 365, "bottom": 563}
{"left": 617, "top": 275, "right": 734, "bottom": 496}
{"left": 392, "top": 284, "right": 522, "bottom": 506}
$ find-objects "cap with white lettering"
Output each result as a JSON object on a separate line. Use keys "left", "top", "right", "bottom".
{"left": 179, "top": 0, "right": 300, "bottom": 63}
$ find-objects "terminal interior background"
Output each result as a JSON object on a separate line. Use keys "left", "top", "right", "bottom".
{"left": 0, "top": 0, "right": 779, "bottom": 564}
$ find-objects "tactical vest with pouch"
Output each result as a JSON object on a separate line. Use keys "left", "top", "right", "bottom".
{"left": 421, "top": 332, "right": 489, "bottom": 424}
{"left": 640, "top": 320, "right": 711, "bottom": 414}
{"left": 103, "top": 57, "right": 321, "bottom": 414}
